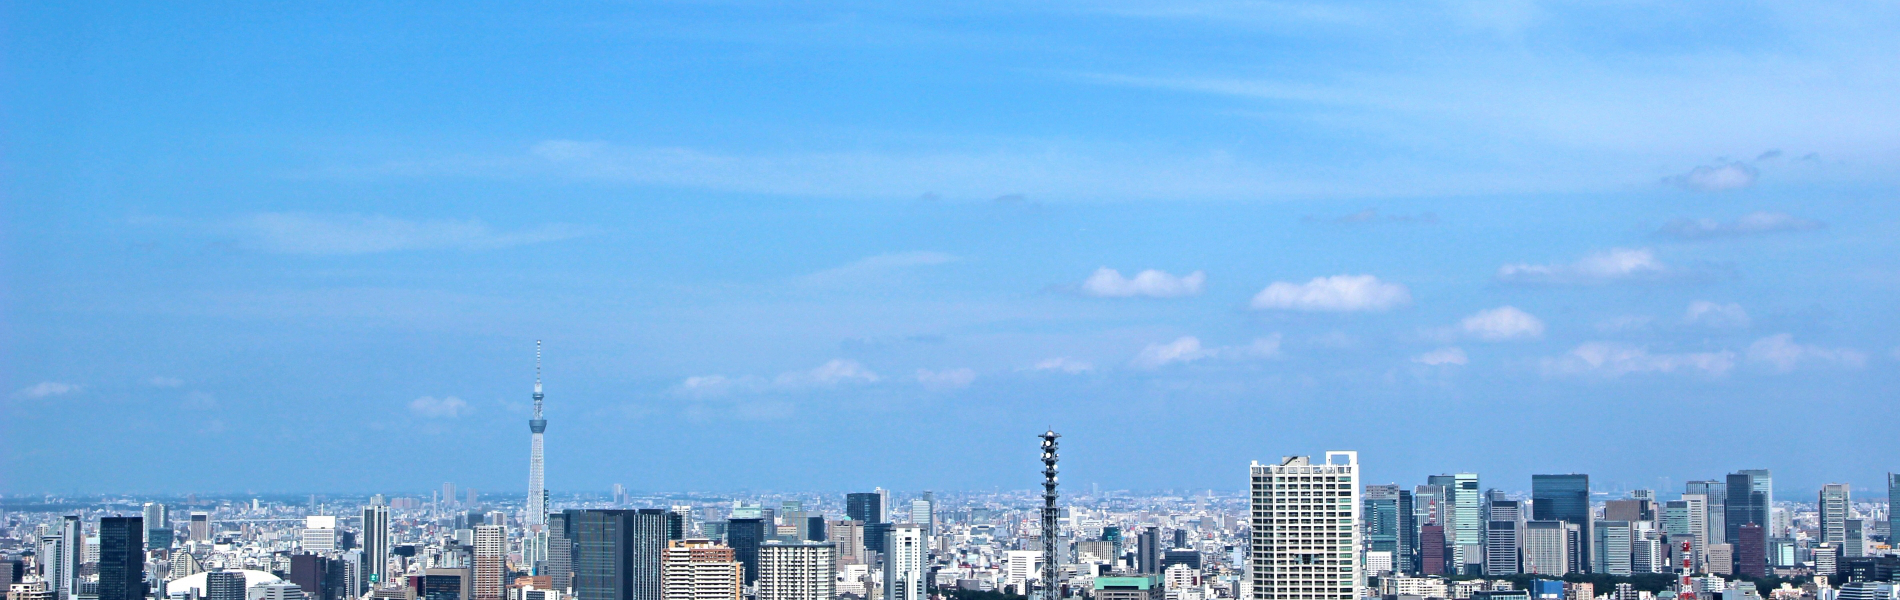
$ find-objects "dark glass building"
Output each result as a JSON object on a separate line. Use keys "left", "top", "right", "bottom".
{"left": 845, "top": 493, "right": 883, "bottom": 525}
{"left": 207, "top": 570, "right": 248, "bottom": 600}
{"left": 806, "top": 516, "right": 828, "bottom": 542}
{"left": 98, "top": 517, "right": 145, "bottom": 600}
{"left": 1531, "top": 475, "right": 1591, "bottom": 573}
{"left": 863, "top": 522, "right": 893, "bottom": 556}
{"left": 1725, "top": 470, "right": 1772, "bottom": 544}
{"left": 1137, "top": 527, "right": 1161, "bottom": 574}
{"left": 725, "top": 518, "right": 766, "bottom": 583}
{"left": 571, "top": 509, "right": 668, "bottom": 600}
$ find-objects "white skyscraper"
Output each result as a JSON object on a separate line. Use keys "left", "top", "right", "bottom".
{"left": 1250, "top": 452, "right": 1361, "bottom": 600}
{"left": 757, "top": 542, "right": 836, "bottom": 600}
{"left": 525, "top": 342, "right": 550, "bottom": 568}
{"left": 301, "top": 516, "right": 338, "bottom": 553}
{"left": 882, "top": 525, "right": 925, "bottom": 600}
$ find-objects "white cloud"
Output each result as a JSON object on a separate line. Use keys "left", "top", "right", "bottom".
{"left": 1413, "top": 347, "right": 1469, "bottom": 366}
{"left": 235, "top": 213, "right": 591, "bottom": 255}
{"left": 1541, "top": 343, "right": 1735, "bottom": 377}
{"left": 14, "top": 381, "right": 81, "bottom": 398}
{"left": 776, "top": 359, "right": 881, "bottom": 387}
{"left": 675, "top": 375, "right": 769, "bottom": 398}
{"left": 1030, "top": 357, "right": 1095, "bottom": 374}
{"left": 408, "top": 396, "right": 470, "bottom": 418}
{"left": 1132, "top": 336, "right": 1210, "bottom": 368}
{"left": 1663, "top": 161, "right": 1758, "bottom": 191}
{"left": 147, "top": 376, "right": 185, "bottom": 388}
{"left": 800, "top": 251, "right": 958, "bottom": 286}
{"left": 1460, "top": 306, "right": 1545, "bottom": 341}
{"left": 915, "top": 368, "right": 977, "bottom": 390}
{"left": 1658, "top": 211, "right": 1825, "bottom": 240}
{"left": 1130, "top": 335, "right": 1282, "bottom": 369}
{"left": 1081, "top": 267, "right": 1206, "bottom": 298}
{"left": 1685, "top": 301, "right": 1751, "bottom": 328}
{"left": 1497, "top": 248, "right": 1675, "bottom": 285}
{"left": 1745, "top": 334, "right": 1866, "bottom": 372}
{"left": 1249, "top": 275, "right": 1411, "bottom": 312}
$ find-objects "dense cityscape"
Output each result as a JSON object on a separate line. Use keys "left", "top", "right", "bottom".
{"left": 3, "top": 360, "right": 1897, "bottom": 600}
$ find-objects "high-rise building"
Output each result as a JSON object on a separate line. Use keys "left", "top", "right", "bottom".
{"left": 757, "top": 543, "right": 835, "bottom": 600}
{"left": 908, "top": 498, "right": 933, "bottom": 535}
{"left": 1592, "top": 521, "right": 1631, "bottom": 576}
{"left": 1685, "top": 481, "right": 1726, "bottom": 545}
{"left": 882, "top": 525, "right": 925, "bottom": 600}
{"left": 1663, "top": 496, "right": 1707, "bottom": 571}
{"left": 189, "top": 512, "right": 211, "bottom": 543}
{"left": 844, "top": 495, "right": 882, "bottom": 526}
{"left": 1734, "top": 524, "right": 1765, "bottom": 578}
{"left": 1412, "top": 485, "right": 1446, "bottom": 574}
{"left": 207, "top": 570, "right": 248, "bottom": 600}
{"left": 1724, "top": 470, "right": 1772, "bottom": 545}
{"left": 526, "top": 343, "right": 550, "bottom": 571}
{"left": 661, "top": 539, "right": 741, "bottom": 600}
{"left": 725, "top": 518, "right": 766, "bottom": 584}
{"left": 362, "top": 503, "right": 391, "bottom": 589}
{"left": 1820, "top": 484, "right": 1850, "bottom": 550}
{"left": 302, "top": 516, "right": 339, "bottom": 553}
{"left": 1420, "top": 526, "right": 1447, "bottom": 575}
{"left": 1522, "top": 521, "right": 1570, "bottom": 576}
{"left": 1449, "top": 474, "right": 1481, "bottom": 575}
{"left": 142, "top": 504, "right": 171, "bottom": 553}
{"left": 1249, "top": 452, "right": 1361, "bottom": 600}
{"left": 1484, "top": 500, "right": 1522, "bottom": 576}
{"left": 1844, "top": 520, "right": 1867, "bottom": 559}
{"left": 39, "top": 535, "right": 67, "bottom": 600}
{"left": 1138, "top": 527, "right": 1162, "bottom": 574}
{"left": 1889, "top": 474, "right": 1900, "bottom": 549}
{"left": 97, "top": 517, "right": 144, "bottom": 600}
{"left": 1363, "top": 486, "right": 1409, "bottom": 573}
{"left": 1604, "top": 500, "right": 1656, "bottom": 525}
{"left": 1532, "top": 475, "right": 1591, "bottom": 573}
{"left": 547, "top": 512, "right": 574, "bottom": 592}
{"left": 825, "top": 520, "right": 862, "bottom": 562}
{"left": 290, "top": 554, "right": 331, "bottom": 600}
{"left": 473, "top": 525, "right": 506, "bottom": 600}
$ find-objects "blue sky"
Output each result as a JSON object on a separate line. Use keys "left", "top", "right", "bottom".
{"left": 4, "top": 1, "right": 1898, "bottom": 497}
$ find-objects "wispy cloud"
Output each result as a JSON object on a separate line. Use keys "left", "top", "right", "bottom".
{"left": 13, "top": 381, "right": 81, "bottom": 398}
{"left": 231, "top": 213, "right": 591, "bottom": 255}
{"left": 1745, "top": 334, "right": 1866, "bottom": 372}
{"left": 1498, "top": 248, "right": 1698, "bottom": 285}
{"left": 1541, "top": 343, "right": 1735, "bottom": 377}
{"left": 1304, "top": 208, "right": 1438, "bottom": 225}
{"left": 1685, "top": 301, "right": 1751, "bottom": 329}
{"left": 800, "top": 251, "right": 958, "bottom": 287}
{"left": 1662, "top": 160, "right": 1758, "bottom": 192}
{"left": 915, "top": 368, "right": 977, "bottom": 390}
{"left": 1412, "top": 346, "right": 1469, "bottom": 366}
{"left": 1249, "top": 275, "right": 1410, "bottom": 312}
{"left": 1028, "top": 357, "right": 1095, "bottom": 374}
{"left": 409, "top": 395, "right": 471, "bottom": 418}
{"left": 1459, "top": 306, "right": 1545, "bottom": 341}
{"left": 1080, "top": 267, "right": 1206, "bottom": 298}
{"left": 1657, "top": 211, "right": 1825, "bottom": 240}
{"left": 1130, "top": 335, "right": 1282, "bottom": 369}
{"left": 775, "top": 359, "right": 880, "bottom": 387}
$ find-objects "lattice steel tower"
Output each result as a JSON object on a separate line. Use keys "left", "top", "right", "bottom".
{"left": 1040, "top": 430, "right": 1061, "bottom": 600}
{"left": 526, "top": 342, "right": 548, "bottom": 531}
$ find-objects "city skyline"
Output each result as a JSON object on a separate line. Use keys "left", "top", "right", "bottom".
{"left": 6, "top": 2, "right": 1900, "bottom": 495}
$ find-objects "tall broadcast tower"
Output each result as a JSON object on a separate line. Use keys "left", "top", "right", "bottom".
{"left": 1040, "top": 430, "right": 1060, "bottom": 600}
{"left": 524, "top": 341, "right": 549, "bottom": 568}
